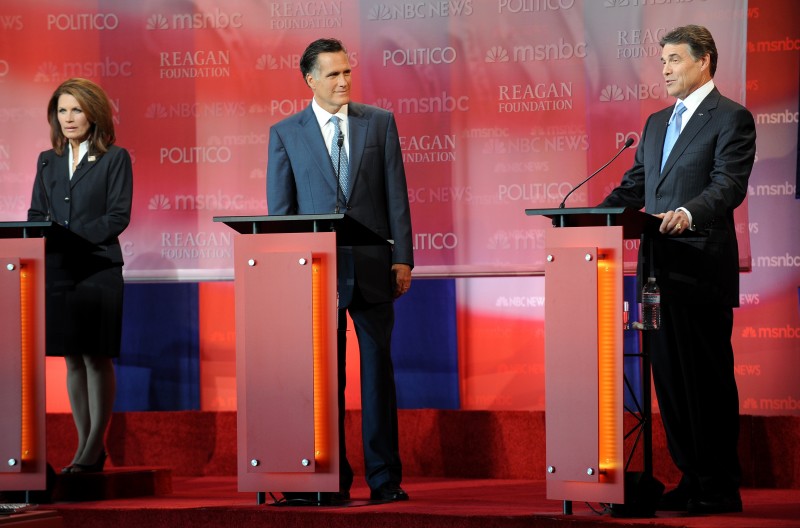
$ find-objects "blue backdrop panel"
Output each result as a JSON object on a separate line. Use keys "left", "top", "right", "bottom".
{"left": 391, "top": 279, "right": 460, "bottom": 410}
{"left": 115, "top": 283, "right": 200, "bottom": 411}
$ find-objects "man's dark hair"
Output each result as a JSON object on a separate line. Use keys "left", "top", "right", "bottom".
{"left": 300, "top": 38, "right": 347, "bottom": 81}
{"left": 660, "top": 24, "right": 718, "bottom": 77}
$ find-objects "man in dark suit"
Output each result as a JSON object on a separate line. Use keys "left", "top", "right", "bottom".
{"left": 267, "top": 38, "right": 413, "bottom": 502}
{"left": 600, "top": 25, "right": 756, "bottom": 514}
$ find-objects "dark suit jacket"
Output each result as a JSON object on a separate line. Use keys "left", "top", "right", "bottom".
{"left": 28, "top": 145, "right": 133, "bottom": 267}
{"left": 601, "top": 88, "right": 756, "bottom": 306}
{"left": 267, "top": 102, "right": 414, "bottom": 306}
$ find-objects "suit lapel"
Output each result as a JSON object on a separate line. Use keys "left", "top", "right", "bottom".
{"left": 69, "top": 151, "right": 99, "bottom": 189}
{"left": 658, "top": 88, "right": 719, "bottom": 184}
{"left": 347, "top": 103, "right": 367, "bottom": 194}
{"left": 299, "top": 105, "right": 339, "bottom": 195}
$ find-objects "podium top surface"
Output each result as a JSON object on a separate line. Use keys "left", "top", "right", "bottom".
{"left": 525, "top": 207, "right": 660, "bottom": 239}
{"left": 0, "top": 221, "right": 55, "bottom": 239}
{"left": 213, "top": 214, "right": 390, "bottom": 246}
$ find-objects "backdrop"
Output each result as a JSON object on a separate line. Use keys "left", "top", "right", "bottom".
{"left": 1, "top": 0, "right": 798, "bottom": 416}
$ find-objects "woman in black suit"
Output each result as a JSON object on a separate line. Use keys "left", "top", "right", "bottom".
{"left": 28, "top": 78, "right": 133, "bottom": 473}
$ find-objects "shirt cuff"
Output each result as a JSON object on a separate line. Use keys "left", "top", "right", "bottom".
{"left": 676, "top": 207, "right": 694, "bottom": 231}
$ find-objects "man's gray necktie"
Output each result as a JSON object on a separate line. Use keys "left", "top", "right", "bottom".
{"left": 661, "top": 102, "right": 687, "bottom": 171}
{"left": 330, "top": 116, "right": 349, "bottom": 198}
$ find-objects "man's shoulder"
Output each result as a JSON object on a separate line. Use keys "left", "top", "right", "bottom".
{"left": 272, "top": 105, "right": 312, "bottom": 129}
{"left": 349, "top": 101, "right": 391, "bottom": 118}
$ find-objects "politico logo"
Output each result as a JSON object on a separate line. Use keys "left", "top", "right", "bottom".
{"left": 146, "top": 9, "right": 244, "bottom": 30}
{"left": 383, "top": 47, "right": 457, "bottom": 67}
{"left": 367, "top": 1, "right": 473, "bottom": 20}
{"left": 499, "top": 0, "right": 575, "bottom": 12}
{"left": 159, "top": 146, "right": 233, "bottom": 164}
{"left": 47, "top": 13, "right": 119, "bottom": 31}
{"left": 268, "top": 2, "right": 343, "bottom": 30}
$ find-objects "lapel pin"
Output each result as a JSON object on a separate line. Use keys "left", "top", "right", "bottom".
{"left": 88, "top": 155, "right": 96, "bottom": 162}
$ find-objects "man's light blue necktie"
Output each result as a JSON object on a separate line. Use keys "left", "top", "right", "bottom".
{"left": 330, "top": 116, "right": 350, "bottom": 198}
{"left": 661, "top": 102, "right": 687, "bottom": 171}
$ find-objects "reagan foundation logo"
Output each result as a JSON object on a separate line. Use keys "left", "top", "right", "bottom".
{"left": 615, "top": 27, "right": 668, "bottom": 59}
{"left": 160, "top": 231, "right": 232, "bottom": 261}
{"left": 399, "top": 134, "right": 456, "bottom": 163}
{"left": 268, "top": 1, "right": 343, "bottom": 30}
{"left": 159, "top": 50, "right": 231, "bottom": 79}
{"left": 497, "top": 82, "right": 575, "bottom": 112}
{"left": 367, "top": 1, "right": 473, "bottom": 20}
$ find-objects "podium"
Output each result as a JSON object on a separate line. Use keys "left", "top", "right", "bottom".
{"left": 0, "top": 221, "right": 53, "bottom": 492}
{"left": 525, "top": 207, "right": 662, "bottom": 513}
{"left": 214, "top": 214, "right": 388, "bottom": 502}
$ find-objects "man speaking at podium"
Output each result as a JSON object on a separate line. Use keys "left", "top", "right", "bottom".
{"left": 600, "top": 25, "right": 756, "bottom": 514}
{"left": 267, "top": 38, "right": 414, "bottom": 503}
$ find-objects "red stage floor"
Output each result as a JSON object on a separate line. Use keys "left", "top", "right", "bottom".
{"left": 35, "top": 476, "right": 800, "bottom": 528}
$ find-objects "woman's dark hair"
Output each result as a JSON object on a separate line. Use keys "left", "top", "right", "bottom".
{"left": 47, "top": 77, "right": 115, "bottom": 155}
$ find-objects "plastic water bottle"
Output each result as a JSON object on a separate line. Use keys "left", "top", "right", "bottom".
{"left": 641, "top": 277, "right": 661, "bottom": 330}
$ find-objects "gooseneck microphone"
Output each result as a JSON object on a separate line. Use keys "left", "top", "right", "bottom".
{"left": 39, "top": 158, "right": 53, "bottom": 221}
{"left": 559, "top": 137, "right": 635, "bottom": 209}
{"left": 334, "top": 132, "right": 344, "bottom": 214}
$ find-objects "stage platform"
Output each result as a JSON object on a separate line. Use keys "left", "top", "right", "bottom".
{"left": 28, "top": 476, "right": 800, "bottom": 528}
{"left": 1, "top": 410, "right": 797, "bottom": 528}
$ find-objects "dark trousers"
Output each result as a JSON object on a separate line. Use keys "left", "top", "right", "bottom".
{"left": 337, "top": 285, "right": 402, "bottom": 492}
{"left": 645, "top": 301, "right": 741, "bottom": 497}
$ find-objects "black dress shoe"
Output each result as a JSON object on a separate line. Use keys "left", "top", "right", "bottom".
{"left": 370, "top": 482, "right": 409, "bottom": 501}
{"left": 658, "top": 486, "right": 691, "bottom": 511}
{"left": 687, "top": 493, "right": 742, "bottom": 514}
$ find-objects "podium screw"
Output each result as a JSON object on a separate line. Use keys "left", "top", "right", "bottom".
{"left": 7, "top": 459, "right": 17, "bottom": 467}
{"left": 587, "top": 467, "right": 595, "bottom": 475}
{"left": 250, "top": 459, "right": 259, "bottom": 467}
{"left": 247, "top": 259, "right": 256, "bottom": 267}
{"left": 546, "top": 255, "right": 554, "bottom": 262}
{"left": 298, "top": 258, "right": 307, "bottom": 265}
{"left": 301, "top": 459, "right": 310, "bottom": 467}
{"left": 547, "top": 466, "right": 556, "bottom": 474}
{"left": 6, "top": 263, "right": 15, "bottom": 271}
{"left": 585, "top": 253, "right": 593, "bottom": 261}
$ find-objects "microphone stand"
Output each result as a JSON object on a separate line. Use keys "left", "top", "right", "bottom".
{"left": 334, "top": 132, "right": 344, "bottom": 215}
{"left": 558, "top": 137, "right": 634, "bottom": 210}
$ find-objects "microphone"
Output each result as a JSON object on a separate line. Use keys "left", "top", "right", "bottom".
{"left": 559, "top": 137, "right": 634, "bottom": 209}
{"left": 334, "top": 132, "right": 344, "bottom": 214}
{"left": 38, "top": 158, "right": 52, "bottom": 221}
